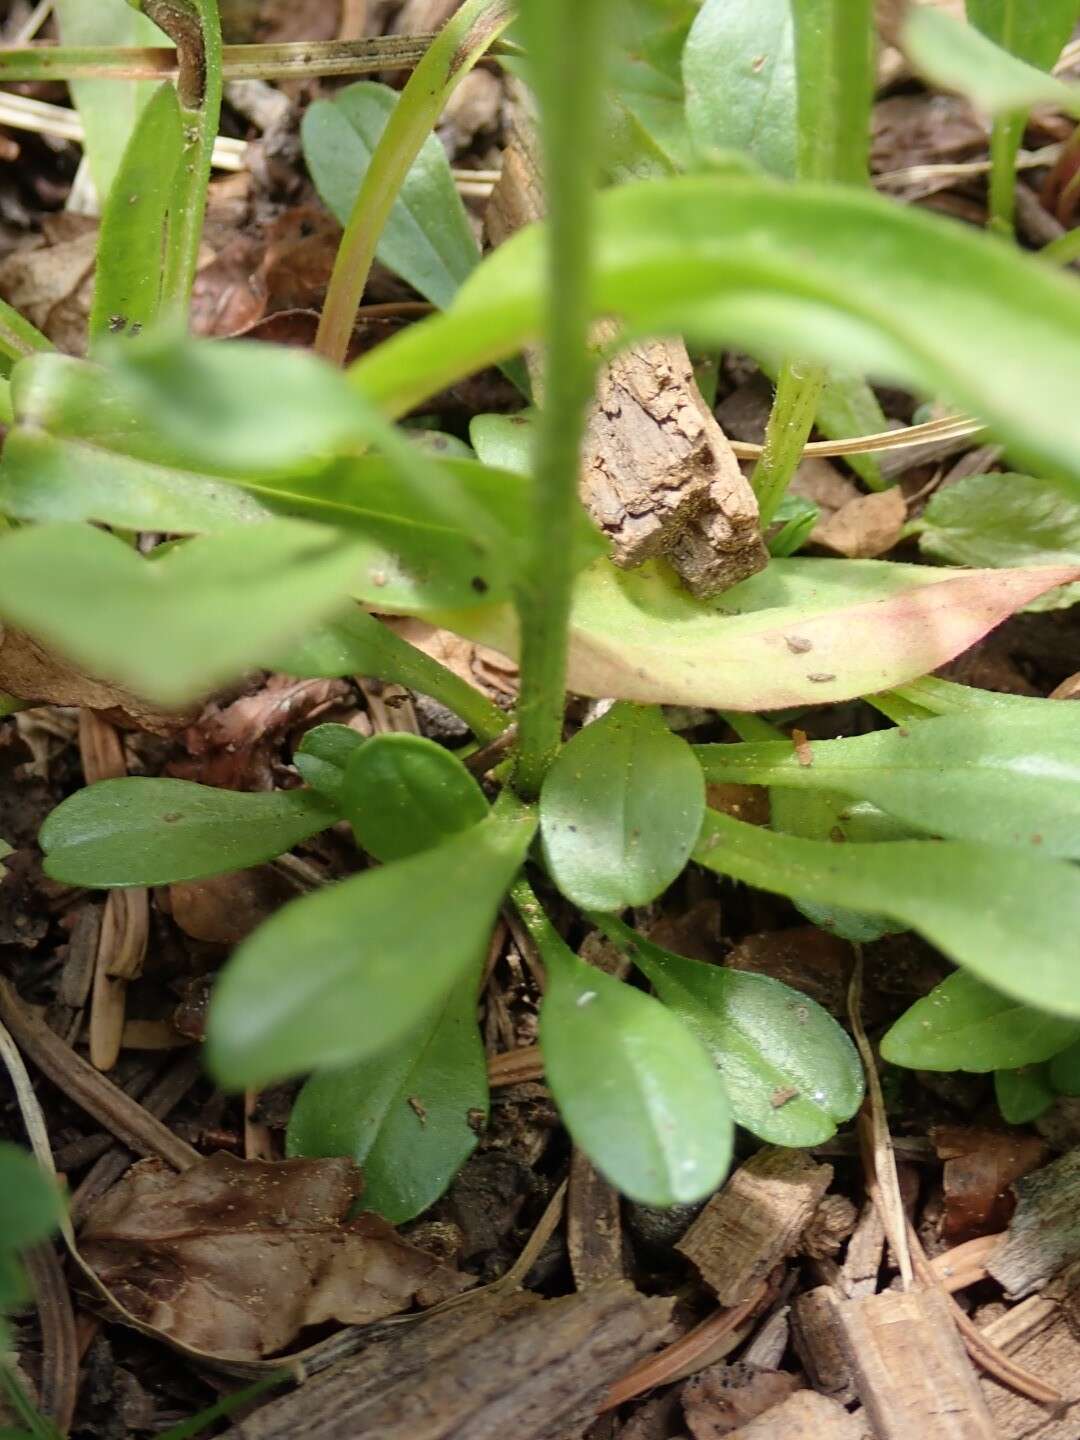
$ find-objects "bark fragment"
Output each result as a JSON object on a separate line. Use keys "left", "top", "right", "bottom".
{"left": 988, "top": 1149, "right": 1080, "bottom": 1298}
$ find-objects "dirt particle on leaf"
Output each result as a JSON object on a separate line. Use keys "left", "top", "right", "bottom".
{"left": 791, "top": 728, "right": 813, "bottom": 767}
{"left": 807, "top": 672, "right": 837, "bottom": 683}
{"left": 408, "top": 1096, "right": 429, "bottom": 1124}
{"left": 785, "top": 634, "right": 813, "bottom": 654}
{"left": 770, "top": 1086, "right": 799, "bottom": 1109}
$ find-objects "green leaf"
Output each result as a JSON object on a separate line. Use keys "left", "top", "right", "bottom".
{"left": 767, "top": 493, "right": 818, "bottom": 556}
{"left": 269, "top": 608, "right": 509, "bottom": 745}
{"left": 995, "top": 1066, "right": 1055, "bottom": 1124}
{"left": 0, "top": 298, "right": 51, "bottom": 377}
{"left": 287, "top": 966, "right": 486, "bottom": 1224}
{"left": 696, "top": 707, "right": 1080, "bottom": 859}
{"left": 0, "top": 839, "right": 11, "bottom": 882}
{"left": 351, "top": 175, "right": 1080, "bottom": 489}
{"left": 792, "top": 0, "right": 873, "bottom": 185}
{"left": 0, "top": 1143, "right": 64, "bottom": 1252}
{"left": 902, "top": 7, "right": 1080, "bottom": 119}
{"left": 915, "top": 472, "right": 1080, "bottom": 611}
{"left": 54, "top": 0, "right": 165, "bottom": 200}
{"left": 882, "top": 971, "right": 1080, "bottom": 1073}
{"left": 815, "top": 373, "right": 885, "bottom": 490}
{"left": 429, "top": 554, "right": 1075, "bottom": 712}
{"left": 965, "top": 0, "right": 1080, "bottom": 74}
{"left": 40, "top": 778, "right": 338, "bottom": 887}
{"left": 540, "top": 703, "right": 704, "bottom": 909}
{"left": 519, "top": 892, "right": 731, "bottom": 1205}
{"left": 599, "top": 917, "right": 862, "bottom": 1145}
{"left": 302, "top": 81, "right": 480, "bottom": 311}
{"left": 695, "top": 810, "right": 1080, "bottom": 1019}
{"left": 342, "top": 734, "right": 488, "bottom": 862}
{"left": 469, "top": 411, "right": 535, "bottom": 477}
{"left": 89, "top": 82, "right": 183, "bottom": 344}
{"left": 0, "top": 520, "right": 371, "bottom": 706}
{"left": 683, "top": 0, "right": 797, "bottom": 178}
{"left": 1048, "top": 1037, "right": 1080, "bottom": 1096}
{"left": 294, "top": 724, "right": 366, "bottom": 802}
{"left": 205, "top": 800, "right": 536, "bottom": 1089}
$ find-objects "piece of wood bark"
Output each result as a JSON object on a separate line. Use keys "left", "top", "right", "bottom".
{"left": 790, "top": 1286, "right": 855, "bottom": 1402}
{"left": 231, "top": 1281, "right": 675, "bottom": 1440}
{"left": 681, "top": 1361, "right": 802, "bottom": 1440}
{"left": 676, "top": 1147, "right": 833, "bottom": 1306}
{"left": 834, "top": 1287, "right": 1000, "bottom": 1440}
{"left": 842, "top": 1199, "right": 888, "bottom": 1298}
{"left": 567, "top": 1148, "right": 624, "bottom": 1289}
{"left": 724, "top": 1390, "right": 867, "bottom": 1440}
{"left": 485, "top": 102, "right": 766, "bottom": 597}
{"left": 987, "top": 1149, "right": 1080, "bottom": 1299}
{"left": 977, "top": 1261, "right": 1080, "bottom": 1439}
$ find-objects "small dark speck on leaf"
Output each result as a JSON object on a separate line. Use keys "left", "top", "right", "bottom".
{"left": 771, "top": 1086, "right": 799, "bottom": 1108}
{"left": 751, "top": 53, "right": 768, "bottom": 73}
{"left": 807, "top": 672, "right": 836, "bottom": 683}
{"left": 785, "top": 635, "right": 812, "bottom": 654}
{"left": 162, "top": 812, "right": 183, "bottom": 823}
{"left": 471, "top": 576, "right": 489, "bottom": 594}
{"left": 1031, "top": 834, "right": 1044, "bottom": 845}
{"left": 407, "top": 1096, "right": 428, "bottom": 1125}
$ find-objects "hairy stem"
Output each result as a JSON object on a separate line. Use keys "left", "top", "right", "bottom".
{"left": 750, "top": 360, "right": 826, "bottom": 528}
{"left": 316, "top": 0, "right": 511, "bottom": 366}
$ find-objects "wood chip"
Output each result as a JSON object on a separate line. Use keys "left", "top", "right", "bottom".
{"left": 567, "top": 1148, "right": 624, "bottom": 1290}
{"left": 723, "top": 1389, "right": 867, "bottom": 1440}
{"left": 988, "top": 1149, "right": 1080, "bottom": 1299}
{"left": 230, "top": 1280, "right": 674, "bottom": 1440}
{"left": 978, "top": 1262, "right": 1080, "bottom": 1439}
{"left": 791, "top": 1286, "right": 854, "bottom": 1402}
{"left": 681, "top": 1361, "right": 801, "bottom": 1440}
{"left": 675, "top": 1148, "right": 833, "bottom": 1305}
{"left": 833, "top": 1287, "right": 999, "bottom": 1440}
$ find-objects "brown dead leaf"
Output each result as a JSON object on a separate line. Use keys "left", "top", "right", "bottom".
{"left": 1050, "top": 671, "right": 1080, "bottom": 700}
{"left": 384, "top": 616, "right": 519, "bottom": 700}
{"left": 0, "top": 214, "right": 97, "bottom": 354}
{"left": 0, "top": 625, "right": 196, "bottom": 737}
{"left": 682, "top": 1362, "right": 802, "bottom": 1440}
{"left": 80, "top": 1153, "right": 469, "bottom": 1360}
{"left": 872, "top": 93, "right": 987, "bottom": 174}
{"left": 169, "top": 674, "right": 351, "bottom": 789}
{"left": 932, "top": 1125, "right": 1050, "bottom": 1243}
{"left": 813, "top": 487, "right": 906, "bottom": 559}
{"left": 256, "top": 206, "right": 343, "bottom": 315}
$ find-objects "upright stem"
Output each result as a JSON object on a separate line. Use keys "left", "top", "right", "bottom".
{"left": 987, "top": 113, "right": 1024, "bottom": 238}
{"left": 511, "top": 0, "right": 611, "bottom": 799}
{"left": 316, "top": 0, "right": 511, "bottom": 366}
{"left": 750, "top": 359, "right": 825, "bottom": 527}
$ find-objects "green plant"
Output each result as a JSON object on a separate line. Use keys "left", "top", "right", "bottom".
{"left": 2, "top": 0, "right": 1080, "bottom": 1213}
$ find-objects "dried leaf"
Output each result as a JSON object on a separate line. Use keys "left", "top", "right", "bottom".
{"left": 683, "top": 1362, "right": 802, "bottom": 1440}
{"left": 931, "top": 1125, "right": 1049, "bottom": 1242}
{"left": 79, "top": 1153, "right": 467, "bottom": 1359}
{"left": 814, "top": 488, "right": 907, "bottom": 559}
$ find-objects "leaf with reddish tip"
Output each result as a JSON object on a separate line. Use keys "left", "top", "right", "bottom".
{"left": 424, "top": 555, "right": 1077, "bottom": 712}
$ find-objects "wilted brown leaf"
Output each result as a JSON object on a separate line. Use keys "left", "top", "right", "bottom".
{"left": 932, "top": 1125, "right": 1049, "bottom": 1243}
{"left": 0, "top": 214, "right": 97, "bottom": 354}
{"left": 0, "top": 625, "right": 196, "bottom": 736}
{"left": 814, "top": 487, "right": 906, "bottom": 559}
{"left": 384, "top": 616, "right": 519, "bottom": 701}
{"left": 80, "top": 1153, "right": 469, "bottom": 1360}
{"left": 169, "top": 866, "right": 296, "bottom": 945}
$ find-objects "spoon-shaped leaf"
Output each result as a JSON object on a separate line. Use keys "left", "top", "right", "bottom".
{"left": 695, "top": 811, "right": 1080, "bottom": 1019}
{"left": 342, "top": 734, "right": 488, "bottom": 862}
{"left": 294, "top": 724, "right": 366, "bottom": 803}
{"left": 205, "top": 799, "right": 535, "bottom": 1089}
{"left": 598, "top": 917, "right": 863, "bottom": 1146}
{"left": 881, "top": 971, "right": 1080, "bottom": 1073}
{"left": 696, "top": 707, "right": 1080, "bottom": 859}
{"left": 540, "top": 703, "right": 704, "bottom": 909}
{"left": 514, "top": 884, "right": 731, "bottom": 1207}
{"left": 39, "top": 778, "right": 339, "bottom": 887}
{"left": 287, "top": 961, "right": 487, "bottom": 1224}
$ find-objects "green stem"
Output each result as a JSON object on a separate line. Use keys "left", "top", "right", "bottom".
{"left": 987, "top": 113, "right": 1024, "bottom": 238}
{"left": 1041, "top": 226, "right": 1080, "bottom": 266}
{"left": 508, "top": 874, "right": 566, "bottom": 975}
{"left": 130, "top": 0, "right": 223, "bottom": 326}
{"left": 316, "top": 0, "right": 511, "bottom": 366}
{"left": 750, "top": 360, "right": 826, "bottom": 528}
{"left": 511, "top": 0, "right": 611, "bottom": 799}
{"left": 0, "top": 295, "right": 51, "bottom": 372}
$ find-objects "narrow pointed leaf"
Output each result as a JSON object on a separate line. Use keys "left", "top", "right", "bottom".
{"left": 287, "top": 967, "right": 486, "bottom": 1224}
{"left": 90, "top": 81, "right": 182, "bottom": 343}
{"left": 430, "top": 555, "right": 1077, "bottom": 711}
{"left": 40, "top": 779, "right": 339, "bottom": 887}
{"left": 205, "top": 802, "right": 535, "bottom": 1088}
{"left": 902, "top": 6, "right": 1080, "bottom": 118}
{"left": 540, "top": 703, "right": 704, "bottom": 909}
{"left": 599, "top": 918, "right": 862, "bottom": 1146}
{"left": 535, "top": 924, "right": 732, "bottom": 1205}
{"left": 696, "top": 707, "right": 1080, "bottom": 858}
{"left": 695, "top": 810, "right": 1080, "bottom": 1018}
{"left": 343, "top": 734, "right": 488, "bottom": 862}
{"left": 881, "top": 971, "right": 1080, "bottom": 1072}
{"left": 351, "top": 175, "right": 1080, "bottom": 487}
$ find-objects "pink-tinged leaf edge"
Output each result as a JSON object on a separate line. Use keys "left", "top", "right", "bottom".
{"left": 422, "top": 562, "right": 1080, "bottom": 711}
